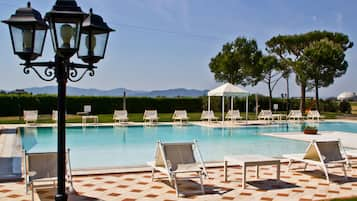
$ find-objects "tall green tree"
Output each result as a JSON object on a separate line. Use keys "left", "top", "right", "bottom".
{"left": 209, "top": 37, "right": 262, "bottom": 85}
{"left": 266, "top": 35, "right": 297, "bottom": 111}
{"left": 258, "top": 55, "right": 283, "bottom": 110}
{"left": 301, "top": 39, "right": 349, "bottom": 111}
{"left": 266, "top": 31, "right": 353, "bottom": 112}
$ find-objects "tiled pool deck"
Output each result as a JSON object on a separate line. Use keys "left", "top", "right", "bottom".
{"left": 1, "top": 163, "right": 357, "bottom": 201}
{"left": 1, "top": 120, "right": 357, "bottom": 200}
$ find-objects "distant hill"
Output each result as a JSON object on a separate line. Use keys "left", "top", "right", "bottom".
{"left": 22, "top": 86, "right": 208, "bottom": 97}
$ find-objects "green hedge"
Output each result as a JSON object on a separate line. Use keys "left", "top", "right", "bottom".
{"left": 0, "top": 94, "right": 204, "bottom": 116}
{"left": 0, "top": 94, "right": 339, "bottom": 117}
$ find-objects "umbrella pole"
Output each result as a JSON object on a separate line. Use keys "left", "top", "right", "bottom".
{"left": 208, "top": 96, "right": 210, "bottom": 111}
{"left": 246, "top": 95, "right": 248, "bottom": 125}
{"left": 222, "top": 96, "right": 225, "bottom": 123}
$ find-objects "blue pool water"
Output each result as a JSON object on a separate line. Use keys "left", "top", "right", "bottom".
{"left": 20, "top": 122, "right": 356, "bottom": 169}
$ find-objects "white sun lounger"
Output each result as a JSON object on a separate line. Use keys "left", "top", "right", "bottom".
{"left": 24, "top": 110, "right": 38, "bottom": 124}
{"left": 143, "top": 110, "right": 159, "bottom": 124}
{"left": 77, "top": 105, "right": 91, "bottom": 115}
{"left": 172, "top": 110, "right": 189, "bottom": 124}
{"left": 147, "top": 141, "right": 207, "bottom": 197}
{"left": 52, "top": 110, "right": 58, "bottom": 123}
{"left": 24, "top": 149, "right": 73, "bottom": 201}
{"left": 257, "top": 110, "right": 272, "bottom": 121}
{"left": 307, "top": 110, "right": 321, "bottom": 121}
{"left": 283, "top": 139, "right": 350, "bottom": 182}
{"left": 287, "top": 110, "right": 304, "bottom": 121}
{"left": 113, "top": 110, "right": 129, "bottom": 124}
{"left": 200, "top": 110, "right": 218, "bottom": 121}
{"left": 225, "top": 110, "right": 242, "bottom": 121}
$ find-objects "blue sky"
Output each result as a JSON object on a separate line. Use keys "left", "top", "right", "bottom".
{"left": 0, "top": 0, "right": 356, "bottom": 97}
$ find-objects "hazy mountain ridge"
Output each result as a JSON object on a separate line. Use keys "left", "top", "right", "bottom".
{"left": 20, "top": 86, "right": 207, "bottom": 97}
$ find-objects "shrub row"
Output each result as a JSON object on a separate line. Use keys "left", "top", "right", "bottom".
{"left": 0, "top": 94, "right": 339, "bottom": 117}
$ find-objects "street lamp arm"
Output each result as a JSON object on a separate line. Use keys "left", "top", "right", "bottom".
{"left": 21, "top": 61, "right": 97, "bottom": 82}
{"left": 68, "top": 67, "right": 95, "bottom": 82}
{"left": 22, "top": 62, "right": 56, "bottom": 81}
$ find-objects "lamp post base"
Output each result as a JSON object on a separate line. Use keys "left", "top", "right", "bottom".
{"left": 55, "top": 193, "right": 68, "bottom": 201}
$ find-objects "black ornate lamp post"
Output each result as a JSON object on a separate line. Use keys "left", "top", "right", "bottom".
{"left": 2, "top": 1, "right": 114, "bottom": 201}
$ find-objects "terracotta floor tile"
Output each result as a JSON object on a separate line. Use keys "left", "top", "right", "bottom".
{"left": 122, "top": 198, "right": 136, "bottom": 201}
{"left": 130, "top": 189, "right": 142, "bottom": 193}
{"left": 108, "top": 192, "right": 121, "bottom": 197}
{"left": 314, "top": 193, "right": 327, "bottom": 197}
{"left": 239, "top": 192, "right": 252, "bottom": 196}
{"left": 145, "top": 194, "right": 158, "bottom": 198}
{"left": 94, "top": 188, "right": 107, "bottom": 192}
{"left": 260, "top": 197, "right": 273, "bottom": 201}
{"left": 277, "top": 193, "right": 289, "bottom": 197}
{"left": 0, "top": 163, "right": 357, "bottom": 201}
{"left": 7, "top": 194, "right": 22, "bottom": 198}
{"left": 292, "top": 189, "right": 304, "bottom": 193}
{"left": 0, "top": 189, "right": 12, "bottom": 193}
{"left": 222, "top": 196, "right": 235, "bottom": 200}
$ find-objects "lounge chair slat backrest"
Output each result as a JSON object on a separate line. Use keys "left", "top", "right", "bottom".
{"left": 26, "top": 152, "right": 57, "bottom": 181}
{"left": 316, "top": 141, "right": 344, "bottom": 162}
{"left": 226, "top": 110, "right": 241, "bottom": 119}
{"left": 258, "top": 110, "right": 272, "bottom": 119}
{"left": 208, "top": 111, "right": 215, "bottom": 118}
{"left": 163, "top": 143, "right": 195, "bottom": 171}
{"left": 155, "top": 142, "right": 196, "bottom": 171}
{"left": 201, "top": 110, "right": 216, "bottom": 120}
{"left": 84, "top": 105, "right": 91, "bottom": 113}
{"left": 114, "top": 110, "right": 127, "bottom": 118}
{"left": 307, "top": 110, "right": 320, "bottom": 118}
{"left": 303, "top": 140, "right": 345, "bottom": 163}
{"left": 201, "top": 111, "right": 208, "bottom": 119}
{"left": 288, "top": 110, "right": 302, "bottom": 118}
{"left": 144, "top": 110, "right": 158, "bottom": 118}
{"left": 52, "top": 110, "right": 58, "bottom": 121}
{"left": 261, "top": 110, "right": 272, "bottom": 116}
{"left": 173, "top": 110, "right": 187, "bottom": 119}
{"left": 24, "top": 110, "right": 38, "bottom": 122}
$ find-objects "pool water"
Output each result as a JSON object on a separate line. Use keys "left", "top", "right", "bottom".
{"left": 20, "top": 122, "right": 355, "bottom": 169}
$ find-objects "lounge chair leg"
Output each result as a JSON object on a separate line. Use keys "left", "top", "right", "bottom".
{"left": 343, "top": 164, "right": 348, "bottom": 180}
{"left": 168, "top": 172, "right": 174, "bottom": 186}
{"left": 303, "top": 163, "right": 308, "bottom": 171}
{"left": 322, "top": 165, "right": 330, "bottom": 183}
{"left": 151, "top": 168, "right": 155, "bottom": 181}
{"left": 31, "top": 187, "right": 34, "bottom": 201}
{"left": 287, "top": 160, "right": 293, "bottom": 170}
{"left": 199, "top": 172, "right": 205, "bottom": 194}
{"left": 173, "top": 175, "right": 179, "bottom": 197}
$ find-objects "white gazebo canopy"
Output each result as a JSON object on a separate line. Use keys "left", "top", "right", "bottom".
{"left": 207, "top": 83, "right": 250, "bottom": 122}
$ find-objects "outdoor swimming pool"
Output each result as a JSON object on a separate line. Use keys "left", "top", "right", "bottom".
{"left": 20, "top": 122, "right": 357, "bottom": 169}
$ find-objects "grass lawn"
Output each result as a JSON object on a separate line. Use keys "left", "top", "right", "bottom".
{"left": 0, "top": 111, "right": 340, "bottom": 124}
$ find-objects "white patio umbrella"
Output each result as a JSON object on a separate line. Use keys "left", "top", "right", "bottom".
{"left": 207, "top": 83, "right": 249, "bottom": 123}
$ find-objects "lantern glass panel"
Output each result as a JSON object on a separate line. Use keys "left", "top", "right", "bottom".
{"left": 93, "top": 33, "right": 108, "bottom": 57}
{"left": 34, "top": 29, "right": 46, "bottom": 54}
{"left": 77, "top": 32, "right": 88, "bottom": 57}
{"left": 54, "top": 22, "right": 80, "bottom": 49}
{"left": 49, "top": 21, "right": 81, "bottom": 52}
{"left": 10, "top": 26, "right": 33, "bottom": 53}
{"left": 78, "top": 32, "right": 108, "bottom": 58}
